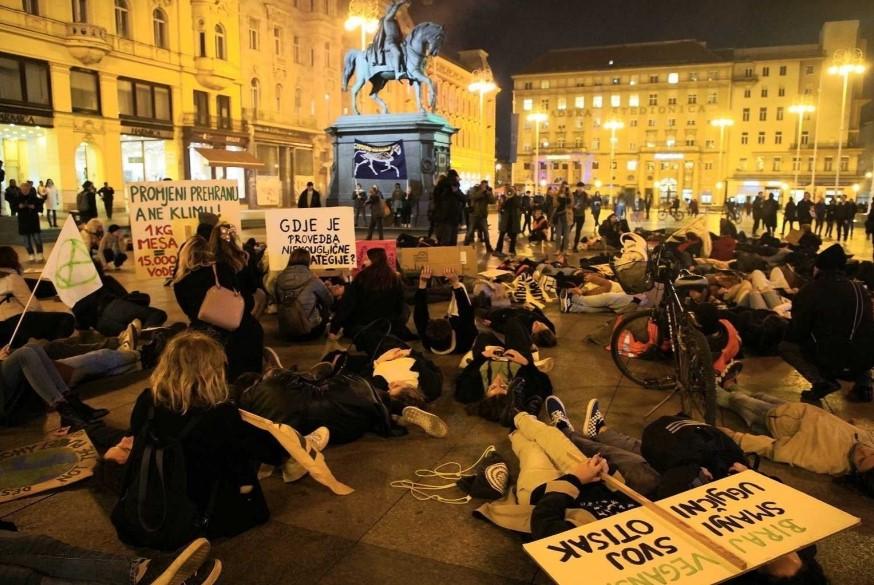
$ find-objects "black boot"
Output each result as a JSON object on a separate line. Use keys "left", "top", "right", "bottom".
{"left": 65, "top": 394, "right": 109, "bottom": 422}
{"left": 55, "top": 400, "right": 90, "bottom": 430}
{"left": 500, "top": 378, "right": 528, "bottom": 429}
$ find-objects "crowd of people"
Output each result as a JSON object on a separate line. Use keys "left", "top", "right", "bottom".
{"left": 0, "top": 168, "right": 873, "bottom": 584}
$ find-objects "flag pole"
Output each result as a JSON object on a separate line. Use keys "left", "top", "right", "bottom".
{"left": 4, "top": 267, "right": 46, "bottom": 350}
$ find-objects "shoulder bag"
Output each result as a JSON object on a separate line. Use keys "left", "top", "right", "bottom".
{"left": 197, "top": 265, "right": 245, "bottom": 331}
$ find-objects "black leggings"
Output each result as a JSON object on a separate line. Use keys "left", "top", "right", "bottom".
{"left": 572, "top": 215, "right": 586, "bottom": 247}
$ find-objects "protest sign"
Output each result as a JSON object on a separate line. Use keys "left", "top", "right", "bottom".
{"left": 0, "top": 431, "right": 98, "bottom": 503}
{"left": 265, "top": 207, "right": 356, "bottom": 270}
{"left": 356, "top": 239, "right": 397, "bottom": 270}
{"left": 127, "top": 180, "right": 241, "bottom": 279}
{"left": 256, "top": 175, "right": 282, "bottom": 206}
{"left": 398, "top": 246, "right": 478, "bottom": 277}
{"left": 524, "top": 470, "right": 859, "bottom": 585}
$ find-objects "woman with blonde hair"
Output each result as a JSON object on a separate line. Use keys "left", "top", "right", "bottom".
{"left": 173, "top": 237, "right": 264, "bottom": 381}
{"left": 113, "top": 331, "right": 287, "bottom": 549}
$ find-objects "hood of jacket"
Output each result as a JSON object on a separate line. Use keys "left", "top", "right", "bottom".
{"left": 276, "top": 265, "right": 314, "bottom": 291}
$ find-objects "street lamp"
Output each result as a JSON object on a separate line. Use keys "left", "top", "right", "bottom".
{"left": 345, "top": 0, "right": 380, "bottom": 50}
{"left": 710, "top": 118, "right": 734, "bottom": 205}
{"left": 469, "top": 68, "right": 498, "bottom": 182}
{"left": 604, "top": 120, "right": 624, "bottom": 198}
{"left": 527, "top": 112, "right": 548, "bottom": 191}
{"left": 788, "top": 104, "right": 815, "bottom": 193}
{"left": 827, "top": 49, "right": 867, "bottom": 197}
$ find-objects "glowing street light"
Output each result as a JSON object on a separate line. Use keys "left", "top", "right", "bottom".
{"left": 710, "top": 118, "right": 734, "bottom": 204}
{"left": 345, "top": 0, "right": 380, "bottom": 50}
{"left": 527, "top": 112, "right": 548, "bottom": 190}
{"left": 469, "top": 68, "right": 498, "bottom": 182}
{"left": 788, "top": 104, "right": 815, "bottom": 191}
{"left": 828, "top": 49, "right": 867, "bottom": 196}
{"left": 604, "top": 120, "right": 624, "bottom": 196}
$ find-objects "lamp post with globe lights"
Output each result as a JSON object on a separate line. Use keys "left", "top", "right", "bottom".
{"left": 345, "top": 0, "right": 380, "bottom": 50}
{"left": 827, "top": 49, "right": 867, "bottom": 197}
{"left": 527, "top": 112, "right": 548, "bottom": 191}
{"left": 468, "top": 69, "right": 498, "bottom": 182}
{"left": 710, "top": 118, "right": 734, "bottom": 205}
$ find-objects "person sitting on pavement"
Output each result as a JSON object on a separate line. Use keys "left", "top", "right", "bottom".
{"left": 99, "top": 224, "right": 129, "bottom": 270}
{"left": 454, "top": 318, "right": 552, "bottom": 425}
{"left": 274, "top": 248, "right": 333, "bottom": 341}
{"left": 559, "top": 272, "right": 635, "bottom": 314}
{"left": 480, "top": 305, "right": 557, "bottom": 348}
{"left": 528, "top": 208, "right": 549, "bottom": 243}
{"left": 717, "top": 389, "right": 874, "bottom": 497}
{"left": 597, "top": 213, "right": 629, "bottom": 249}
{"left": 414, "top": 266, "right": 477, "bottom": 355}
{"left": 778, "top": 244, "right": 874, "bottom": 405}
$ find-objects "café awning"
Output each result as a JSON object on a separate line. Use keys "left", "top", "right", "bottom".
{"left": 194, "top": 148, "right": 264, "bottom": 168}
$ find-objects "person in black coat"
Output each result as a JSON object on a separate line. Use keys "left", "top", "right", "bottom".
{"left": 297, "top": 182, "right": 321, "bottom": 208}
{"left": 328, "top": 247, "right": 409, "bottom": 340}
{"left": 15, "top": 181, "right": 43, "bottom": 261}
{"left": 172, "top": 237, "right": 264, "bottom": 382}
{"left": 781, "top": 198, "right": 797, "bottom": 235}
{"left": 761, "top": 193, "right": 779, "bottom": 236}
{"left": 796, "top": 191, "right": 814, "bottom": 228}
{"left": 482, "top": 306, "right": 556, "bottom": 348}
{"left": 779, "top": 244, "right": 874, "bottom": 404}
{"left": 432, "top": 169, "right": 464, "bottom": 245}
{"left": 495, "top": 187, "right": 522, "bottom": 255}
{"left": 113, "top": 332, "right": 286, "bottom": 547}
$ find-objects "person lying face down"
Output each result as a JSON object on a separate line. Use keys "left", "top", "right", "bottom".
{"left": 479, "top": 306, "right": 557, "bottom": 348}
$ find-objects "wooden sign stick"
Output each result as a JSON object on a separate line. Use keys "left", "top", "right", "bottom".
{"left": 600, "top": 473, "right": 748, "bottom": 571}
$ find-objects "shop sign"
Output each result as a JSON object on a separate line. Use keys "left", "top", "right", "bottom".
{"left": 559, "top": 104, "right": 707, "bottom": 118}
{"left": 121, "top": 124, "right": 174, "bottom": 140}
{"left": 0, "top": 111, "right": 53, "bottom": 127}
{"left": 185, "top": 130, "right": 247, "bottom": 146}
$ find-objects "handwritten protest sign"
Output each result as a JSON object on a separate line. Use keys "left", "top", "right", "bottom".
{"left": 356, "top": 239, "right": 397, "bottom": 271}
{"left": 524, "top": 470, "right": 859, "bottom": 585}
{"left": 265, "top": 207, "right": 356, "bottom": 270}
{"left": 127, "top": 180, "right": 241, "bottom": 279}
{"left": 256, "top": 175, "right": 281, "bottom": 206}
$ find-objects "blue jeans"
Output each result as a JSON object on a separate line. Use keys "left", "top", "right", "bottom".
{"left": 58, "top": 348, "right": 140, "bottom": 387}
{"left": 1, "top": 345, "right": 69, "bottom": 406}
{"left": 21, "top": 233, "right": 43, "bottom": 255}
{"left": 0, "top": 531, "right": 143, "bottom": 584}
{"left": 553, "top": 214, "right": 569, "bottom": 252}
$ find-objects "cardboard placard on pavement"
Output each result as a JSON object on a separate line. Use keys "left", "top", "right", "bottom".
{"left": 524, "top": 470, "right": 859, "bottom": 585}
{"left": 356, "top": 239, "right": 397, "bottom": 270}
{"left": 398, "top": 246, "right": 478, "bottom": 276}
{"left": 265, "top": 207, "right": 356, "bottom": 270}
{"left": 127, "top": 180, "right": 241, "bottom": 279}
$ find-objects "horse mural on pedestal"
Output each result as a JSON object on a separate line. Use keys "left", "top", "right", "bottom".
{"left": 342, "top": 21, "right": 445, "bottom": 115}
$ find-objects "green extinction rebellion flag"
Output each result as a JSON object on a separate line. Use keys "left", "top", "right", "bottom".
{"left": 353, "top": 140, "right": 407, "bottom": 180}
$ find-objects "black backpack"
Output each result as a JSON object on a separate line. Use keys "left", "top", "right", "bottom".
{"left": 278, "top": 285, "right": 319, "bottom": 339}
{"left": 111, "top": 407, "right": 212, "bottom": 551}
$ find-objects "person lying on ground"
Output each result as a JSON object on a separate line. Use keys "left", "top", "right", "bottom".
{"left": 414, "top": 266, "right": 477, "bottom": 355}
{"left": 0, "top": 343, "right": 124, "bottom": 429}
{"left": 779, "top": 243, "right": 874, "bottom": 405}
{"left": 275, "top": 248, "right": 333, "bottom": 341}
{"left": 558, "top": 272, "right": 635, "bottom": 314}
{"left": 717, "top": 388, "right": 874, "bottom": 497}
{"left": 454, "top": 318, "right": 552, "bottom": 424}
{"left": 480, "top": 305, "right": 556, "bottom": 348}
{"left": 0, "top": 526, "right": 222, "bottom": 585}
{"left": 0, "top": 246, "right": 75, "bottom": 348}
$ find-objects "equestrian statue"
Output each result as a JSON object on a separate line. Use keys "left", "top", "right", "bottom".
{"left": 342, "top": 0, "right": 445, "bottom": 115}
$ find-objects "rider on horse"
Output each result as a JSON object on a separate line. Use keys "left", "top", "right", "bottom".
{"left": 369, "top": 0, "right": 409, "bottom": 80}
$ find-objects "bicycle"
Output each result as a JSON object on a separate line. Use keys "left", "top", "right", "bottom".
{"left": 657, "top": 207, "right": 686, "bottom": 222}
{"left": 609, "top": 241, "right": 717, "bottom": 424}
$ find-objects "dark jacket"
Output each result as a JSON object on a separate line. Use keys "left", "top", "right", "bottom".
{"left": 432, "top": 176, "right": 462, "bottom": 222}
{"left": 15, "top": 191, "right": 42, "bottom": 235}
{"left": 329, "top": 276, "right": 406, "bottom": 336}
{"left": 498, "top": 194, "right": 521, "bottom": 235}
{"left": 4, "top": 185, "right": 21, "bottom": 216}
{"left": 796, "top": 199, "right": 814, "bottom": 223}
{"left": 486, "top": 307, "right": 555, "bottom": 335}
{"left": 786, "top": 270, "right": 874, "bottom": 374}
{"left": 572, "top": 190, "right": 589, "bottom": 216}
{"left": 413, "top": 285, "right": 476, "bottom": 354}
{"left": 468, "top": 186, "right": 491, "bottom": 217}
{"left": 173, "top": 263, "right": 254, "bottom": 324}
{"left": 783, "top": 200, "right": 796, "bottom": 221}
{"left": 297, "top": 188, "right": 321, "bottom": 208}
{"left": 274, "top": 264, "right": 332, "bottom": 337}
{"left": 123, "top": 389, "right": 285, "bottom": 540}
{"left": 761, "top": 199, "right": 779, "bottom": 225}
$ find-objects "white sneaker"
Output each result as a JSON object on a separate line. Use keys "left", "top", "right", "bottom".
{"left": 28, "top": 254, "right": 35, "bottom": 262}
{"left": 400, "top": 406, "right": 448, "bottom": 438}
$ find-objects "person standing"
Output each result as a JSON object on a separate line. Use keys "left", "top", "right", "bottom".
{"left": 401, "top": 185, "right": 413, "bottom": 228}
{"left": 463, "top": 180, "right": 493, "bottom": 252}
{"left": 796, "top": 191, "right": 814, "bottom": 229}
{"left": 590, "top": 191, "right": 602, "bottom": 229}
{"left": 644, "top": 190, "right": 654, "bottom": 220}
{"left": 834, "top": 196, "right": 850, "bottom": 242}
{"left": 297, "top": 181, "right": 321, "bottom": 208}
{"left": 365, "top": 185, "right": 384, "bottom": 240}
{"left": 43, "top": 178, "right": 59, "bottom": 227}
{"left": 390, "top": 182, "right": 404, "bottom": 223}
{"left": 552, "top": 183, "right": 571, "bottom": 252}
{"left": 15, "top": 181, "right": 44, "bottom": 262}
{"left": 353, "top": 182, "right": 366, "bottom": 227}
{"left": 0, "top": 160, "right": 5, "bottom": 202}
{"left": 432, "top": 170, "right": 463, "bottom": 245}
{"left": 824, "top": 198, "right": 837, "bottom": 239}
{"left": 752, "top": 192, "right": 764, "bottom": 235}
{"left": 98, "top": 181, "right": 115, "bottom": 220}
{"left": 4, "top": 179, "right": 20, "bottom": 217}
{"left": 813, "top": 196, "right": 826, "bottom": 236}
{"left": 761, "top": 192, "right": 779, "bottom": 237}
{"left": 76, "top": 181, "right": 94, "bottom": 222}
{"left": 571, "top": 183, "right": 588, "bottom": 252}
{"left": 86, "top": 182, "right": 98, "bottom": 222}
{"left": 781, "top": 197, "right": 797, "bottom": 235}
{"left": 495, "top": 187, "right": 521, "bottom": 256}
{"left": 520, "top": 190, "right": 532, "bottom": 234}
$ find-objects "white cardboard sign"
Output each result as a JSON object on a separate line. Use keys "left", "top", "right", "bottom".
{"left": 264, "top": 207, "right": 356, "bottom": 270}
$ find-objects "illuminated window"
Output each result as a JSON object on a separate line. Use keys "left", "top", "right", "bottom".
{"left": 627, "top": 160, "right": 638, "bottom": 171}
{"left": 557, "top": 97, "right": 567, "bottom": 110}
{"left": 667, "top": 72, "right": 679, "bottom": 84}
{"left": 541, "top": 80, "right": 550, "bottom": 89}
{"left": 629, "top": 94, "right": 639, "bottom": 107}
{"left": 610, "top": 94, "right": 620, "bottom": 107}
{"left": 522, "top": 99, "right": 533, "bottom": 111}
{"left": 592, "top": 95, "right": 603, "bottom": 108}
{"left": 574, "top": 95, "right": 584, "bottom": 108}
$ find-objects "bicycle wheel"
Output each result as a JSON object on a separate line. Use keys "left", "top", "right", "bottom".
{"left": 676, "top": 324, "right": 717, "bottom": 424}
{"left": 657, "top": 209, "right": 668, "bottom": 221}
{"left": 610, "top": 310, "right": 675, "bottom": 390}
{"left": 673, "top": 210, "right": 686, "bottom": 222}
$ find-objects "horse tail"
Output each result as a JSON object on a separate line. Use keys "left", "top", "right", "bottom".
{"left": 342, "top": 49, "right": 358, "bottom": 91}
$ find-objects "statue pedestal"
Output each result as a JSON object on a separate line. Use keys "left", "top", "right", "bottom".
{"left": 326, "top": 113, "right": 457, "bottom": 226}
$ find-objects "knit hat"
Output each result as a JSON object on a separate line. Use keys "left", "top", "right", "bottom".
{"left": 815, "top": 244, "right": 847, "bottom": 271}
{"left": 456, "top": 451, "right": 510, "bottom": 500}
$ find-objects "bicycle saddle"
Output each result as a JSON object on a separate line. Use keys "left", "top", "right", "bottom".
{"left": 673, "top": 271, "right": 709, "bottom": 289}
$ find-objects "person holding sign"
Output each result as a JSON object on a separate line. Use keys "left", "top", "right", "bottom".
{"left": 414, "top": 266, "right": 477, "bottom": 355}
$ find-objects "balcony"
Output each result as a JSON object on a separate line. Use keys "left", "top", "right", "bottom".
{"left": 182, "top": 113, "right": 247, "bottom": 134}
{"left": 194, "top": 57, "right": 238, "bottom": 91}
{"left": 732, "top": 74, "right": 759, "bottom": 84}
{"left": 65, "top": 23, "right": 111, "bottom": 65}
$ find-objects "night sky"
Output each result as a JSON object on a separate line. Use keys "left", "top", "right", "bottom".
{"left": 404, "top": 0, "right": 874, "bottom": 159}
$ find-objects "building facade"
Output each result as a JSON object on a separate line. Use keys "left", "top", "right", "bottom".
{"left": 239, "top": 0, "right": 343, "bottom": 209}
{"left": 0, "top": 0, "right": 263, "bottom": 213}
{"left": 511, "top": 20, "right": 869, "bottom": 205}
